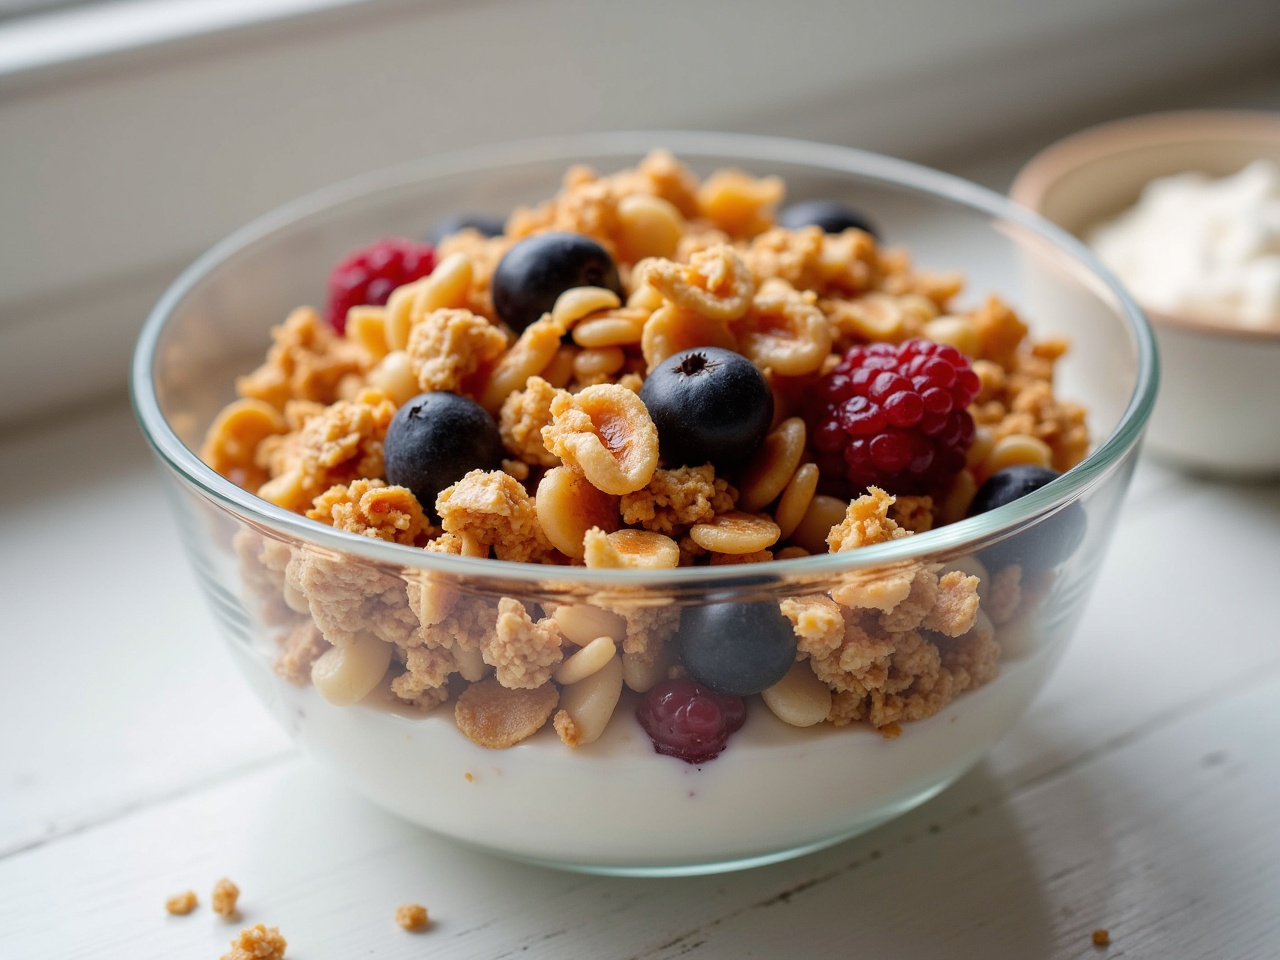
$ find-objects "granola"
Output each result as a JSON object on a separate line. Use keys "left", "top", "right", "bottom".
{"left": 200, "top": 151, "right": 1089, "bottom": 755}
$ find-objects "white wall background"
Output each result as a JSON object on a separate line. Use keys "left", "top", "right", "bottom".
{"left": 1, "top": 0, "right": 1278, "bottom": 425}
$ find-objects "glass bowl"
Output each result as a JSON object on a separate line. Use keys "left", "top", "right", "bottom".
{"left": 131, "top": 132, "right": 1157, "bottom": 876}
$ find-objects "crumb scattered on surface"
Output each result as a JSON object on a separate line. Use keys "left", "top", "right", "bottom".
{"left": 212, "top": 877, "right": 240, "bottom": 919}
{"left": 221, "top": 924, "right": 286, "bottom": 960}
{"left": 1092, "top": 929, "right": 1110, "bottom": 947}
{"left": 165, "top": 890, "right": 198, "bottom": 915}
{"left": 395, "top": 903, "right": 430, "bottom": 932}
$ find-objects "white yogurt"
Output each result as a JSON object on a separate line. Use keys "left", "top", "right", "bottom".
{"left": 229, "top": 628, "right": 1060, "bottom": 875}
{"left": 1087, "top": 159, "right": 1280, "bottom": 327}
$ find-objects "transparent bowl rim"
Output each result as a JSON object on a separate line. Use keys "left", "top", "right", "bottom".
{"left": 131, "top": 130, "right": 1158, "bottom": 587}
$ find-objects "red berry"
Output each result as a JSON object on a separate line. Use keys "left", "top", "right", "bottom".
{"left": 808, "top": 338, "right": 979, "bottom": 494}
{"left": 636, "top": 679, "right": 746, "bottom": 764}
{"left": 326, "top": 238, "right": 436, "bottom": 333}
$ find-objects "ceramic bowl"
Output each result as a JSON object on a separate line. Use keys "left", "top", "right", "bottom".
{"left": 1011, "top": 110, "right": 1280, "bottom": 477}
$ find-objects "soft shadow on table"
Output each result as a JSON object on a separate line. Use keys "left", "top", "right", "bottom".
{"left": 236, "top": 758, "right": 1113, "bottom": 959}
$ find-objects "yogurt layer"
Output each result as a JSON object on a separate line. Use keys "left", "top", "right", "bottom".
{"left": 232, "top": 620, "right": 1057, "bottom": 874}
{"left": 1088, "top": 159, "right": 1280, "bottom": 327}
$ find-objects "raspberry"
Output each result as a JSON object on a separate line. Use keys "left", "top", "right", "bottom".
{"left": 326, "top": 237, "right": 436, "bottom": 333}
{"left": 636, "top": 679, "right": 746, "bottom": 764}
{"left": 809, "top": 338, "right": 980, "bottom": 495}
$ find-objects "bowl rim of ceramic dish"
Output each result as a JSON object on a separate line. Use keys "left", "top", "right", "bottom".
{"left": 131, "top": 129, "right": 1158, "bottom": 588}
{"left": 1009, "top": 108, "right": 1280, "bottom": 344}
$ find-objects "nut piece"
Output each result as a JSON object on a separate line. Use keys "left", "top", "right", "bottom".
{"left": 165, "top": 891, "right": 198, "bottom": 915}
{"left": 616, "top": 193, "right": 685, "bottom": 261}
{"left": 454, "top": 677, "right": 559, "bottom": 749}
{"left": 535, "top": 465, "right": 620, "bottom": 560}
{"left": 583, "top": 528, "right": 681, "bottom": 569}
{"left": 773, "top": 462, "right": 820, "bottom": 540}
{"left": 554, "top": 654, "right": 624, "bottom": 747}
{"left": 212, "top": 878, "right": 240, "bottom": 919}
{"left": 551, "top": 286, "right": 622, "bottom": 327}
{"left": 480, "top": 313, "right": 568, "bottom": 413}
{"left": 688, "top": 511, "right": 781, "bottom": 555}
{"left": 365, "top": 350, "right": 420, "bottom": 406}
{"left": 552, "top": 604, "right": 628, "bottom": 646}
{"left": 790, "top": 494, "right": 850, "bottom": 555}
{"left": 384, "top": 251, "right": 473, "bottom": 350}
{"left": 553, "top": 636, "right": 617, "bottom": 685}
{"left": 737, "top": 417, "right": 807, "bottom": 512}
{"left": 621, "top": 642, "right": 676, "bottom": 693}
{"left": 396, "top": 904, "right": 430, "bottom": 932}
{"left": 542, "top": 384, "right": 659, "bottom": 495}
{"left": 311, "top": 634, "right": 393, "bottom": 706}
{"left": 760, "top": 661, "right": 833, "bottom": 727}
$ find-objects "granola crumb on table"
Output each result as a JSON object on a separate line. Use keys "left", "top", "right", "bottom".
{"left": 395, "top": 903, "right": 430, "bottom": 932}
{"left": 221, "top": 924, "right": 286, "bottom": 960}
{"left": 200, "top": 149, "right": 1091, "bottom": 754}
{"left": 165, "top": 890, "right": 198, "bottom": 915}
{"left": 212, "top": 878, "right": 241, "bottom": 920}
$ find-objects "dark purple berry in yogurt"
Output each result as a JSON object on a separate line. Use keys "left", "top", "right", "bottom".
{"left": 677, "top": 600, "right": 798, "bottom": 697}
{"left": 491, "top": 232, "right": 622, "bottom": 332}
{"left": 777, "top": 199, "right": 879, "bottom": 239}
{"left": 384, "top": 392, "right": 503, "bottom": 520}
{"left": 636, "top": 679, "right": 747, "bottom": 764}
{"left": 638, "top": 347, "right": 774, "bottom": 473}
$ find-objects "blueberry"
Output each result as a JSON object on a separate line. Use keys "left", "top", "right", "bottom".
{"left": 491, "top": 232, "right": 622, "bottom": 332}
{"left": 777, "top": 199, "right": 879, "bottom": 239}
{"left": 967, "top": 465, "right": 1086, "bottom": 573}
{"left": 384, "top": 392, "right": 503, "bottom": 520}
{"left": 639, "top": 347, "right": 774, "bottom": 473}
{"left": 677, "top": 601, "right": 798, "bottom": 696}
{"left": 424, "top": 213, "right": 505, "bottom": 246}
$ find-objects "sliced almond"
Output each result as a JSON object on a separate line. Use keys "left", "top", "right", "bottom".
{"left": 583, "top": 528, "right": 680, "bottom": 569}
{"left": 454, "top": 678, "right": 559, "bottom": 749}
{"left": 688, "top": 511, "right": 780, "bottom": 555}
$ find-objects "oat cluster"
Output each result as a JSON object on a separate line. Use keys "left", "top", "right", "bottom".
{"left": 202, "top": 151, "right": 1087, "bottom": 751}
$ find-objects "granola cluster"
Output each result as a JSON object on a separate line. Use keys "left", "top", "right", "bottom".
{"left": 201, "top": 151, "right": 1087, "bottom": 752}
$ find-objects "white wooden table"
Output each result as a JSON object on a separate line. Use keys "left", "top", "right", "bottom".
{"left": 2, "top": 385, "right": 1278, "bottom": 958}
